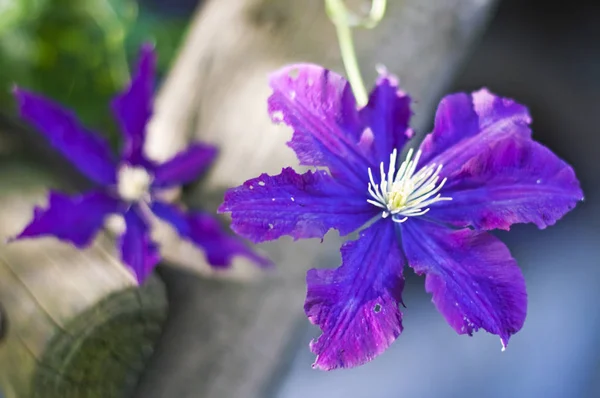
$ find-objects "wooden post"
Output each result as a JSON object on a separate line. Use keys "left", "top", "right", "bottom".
{"left": 0, "top": 165, "right": 168, "bottom": 398}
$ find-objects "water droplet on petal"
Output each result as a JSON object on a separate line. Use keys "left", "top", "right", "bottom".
{"left": 271, "top": 110, "right": 284, "bottom": 122}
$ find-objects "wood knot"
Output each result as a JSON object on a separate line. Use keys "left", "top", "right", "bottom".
{"left": 247, "top": 1, "right": 289, "bottom": 32}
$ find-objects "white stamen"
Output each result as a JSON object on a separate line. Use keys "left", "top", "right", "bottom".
{"left": 117, "top": 165, "right": 153, "bottom": 202}
{"left": 367, "top": 149, "right": 452, "bottom": 222}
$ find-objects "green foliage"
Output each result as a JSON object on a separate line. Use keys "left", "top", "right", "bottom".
{"left": 0, "top": 0, "right": 189, "bottom": 143}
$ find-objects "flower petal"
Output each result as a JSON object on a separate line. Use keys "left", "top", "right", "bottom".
{"left": 151, "top": 201, "right": 271, "bottom": 268}
{"left": 305, "top": 219, "right": 405, "bottom": 370}
{"left": 358, "top": 69, "right": 413, "bottom": 162}
{"left": 418, "top": 89, "right": 532, "bottom": 175}
{"left": 111, "top": 43, "right": 156, "bottom": 165}
{"left": 151, "top": 143, "right": 218, "bottom": 189}
{"left": 11, "top": 190, "right": 119, "bottom": 248}
{"left": 13, "top": 88, "right": 117, "bottom": 185}
{"left": 119, "top": 206, "right": 160, "bottom": 283}
{"left": 430, "top": 136, "right": 583, "bottom": 230}
{"left": 401, "top": 219, "right": 527, "bottom": 348}
{"left": 268, "top": 64, "right": 370, "bottom": 186}
{"left": 218, "top": 167, "right": 376, "bottom": 243}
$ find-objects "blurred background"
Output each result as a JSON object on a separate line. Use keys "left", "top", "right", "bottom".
{"left": 0, "top": 0, "right": 192, "bottom": 153}
{"left": 0, "top": 0, "right": 598, "bottom": 397}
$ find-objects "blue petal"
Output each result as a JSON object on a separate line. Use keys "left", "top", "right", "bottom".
{"left": 219, "top": 167, "right": 376, "bottom": 243}
{"left": 418, "top": 88, "right": 531, "bottom": 175}
{"left": 119, "top": 206, "right": 160, "bottom": 283}
{"left": 151, "top": 143, "right": 217, "bottom": 189}
{"left": 111, "top": 43, "right": 156, "bottom": 165}
{"left": 268, "top": 64, "right": 371, "bottom": 187}
{"left": 305, "top": 219, "right": 405, "bottom": 370}
{"left": 150, "top": 201, "right": 271, "bottom": 268}
{"left": 429, "top": 135, "right": 583, "bottom": 230}
{"left": 13, "top": 89, "right": 117, "bottom": 185}
{"left": 358, "top": 70, "right": 413, "bottom": 163}
{"left": 11, "top": 190, "right": 120, "bottom": 248}
{"left": 401, "top": 218, "right": 527, "bottom": 349}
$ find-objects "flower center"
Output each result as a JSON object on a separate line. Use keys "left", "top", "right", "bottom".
{"left": 117, "top": 165, "right": 153, "bottom": 202}
{"left": 367, "top": 148, "right": 452, "bottom": 223}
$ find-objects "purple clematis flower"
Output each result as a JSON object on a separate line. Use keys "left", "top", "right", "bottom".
{"left": 219, "top": 64, "right": 584, "bottom": 370}
{"left": 11, "top": 44, "right": 270, "bottom": 283}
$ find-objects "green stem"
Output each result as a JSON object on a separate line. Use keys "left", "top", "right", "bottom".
{"left": 325, "top": 0, "right": 388, "bottom": 106}
{"left": 360, "top": 0, "right": 387, "bottom": 29}
{"left": 326, "top": 0, "right": 368, "bottom": 106}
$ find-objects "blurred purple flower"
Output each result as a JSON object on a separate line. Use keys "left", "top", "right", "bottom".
{"left": 11, "top": 44, "right": 270, "bottom": 283}
{"left": 219, "top": 64, "right": 583, "bottom": 370}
